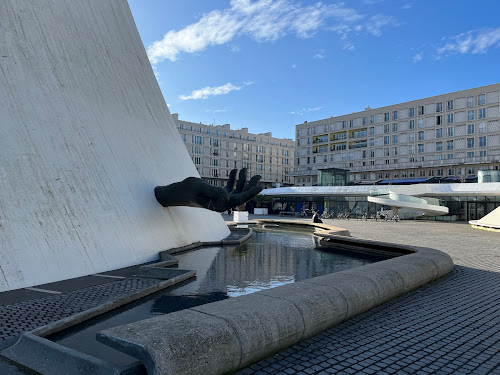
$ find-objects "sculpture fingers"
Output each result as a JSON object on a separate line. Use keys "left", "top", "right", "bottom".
{"left": 233, "top": 168, "right": 247, "bottom": 194}
{"left": 242, "top": 175, "right": 261, "bottom": 192}
{"left": 224, "top": 169, "right": 237, "bottom": 193}
{"left": 229, "top": 185, "right": 263, "bottom": 208}
{"left": 197, "top": 183, "right": 230, "bottom": 208}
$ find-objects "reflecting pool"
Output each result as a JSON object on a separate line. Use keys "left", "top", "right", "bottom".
{"left": 49, "top": 228, "right": 388, "bottom": 366}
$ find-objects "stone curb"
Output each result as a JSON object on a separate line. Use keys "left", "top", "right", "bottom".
{"left": 96, "top": 234, "right": 454, "bottom": 375}
{"left": 160, "top": 227, "right": 253, "bottom": 257}
{"left": 3, "top": 225, "right": 248, "bottom": 343}
{"left": 1, "top": 333, "right": 144, "bottom": 375}
{"left": 30, "top": 271, "right": 196, "bottom": 340}
{"left": 0, "top": 225, "right": 253, "bottom": 374}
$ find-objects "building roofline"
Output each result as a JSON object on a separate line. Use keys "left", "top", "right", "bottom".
{"left": 295, "top": 82, "right": 500, "bottom": 126}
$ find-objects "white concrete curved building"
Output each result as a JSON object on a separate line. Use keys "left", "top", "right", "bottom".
{"left": 0, "top": 1, "right": 229, "bottom": 292}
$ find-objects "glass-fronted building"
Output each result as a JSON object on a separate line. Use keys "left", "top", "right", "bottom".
{"left": 263, "top": 183, "right": 500, "bottom": 221}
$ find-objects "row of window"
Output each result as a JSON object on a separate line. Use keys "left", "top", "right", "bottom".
{"left": 179, "top": 124, "right": 290, "bottom": 146}
{"left": 381, "top": 129, "right": 488, "bottom": 145}
{"left": 193, "top": 151, "right": 291, "bottom": 162}
{"left": 203, "top": 170, "right": 292, "bottom": 182}
{"left": 324, "top": 154, "right": 491, "bottom": 170}
{"left": 299, "top": 125, "right": 489, "bottom": 155}
{"left": 299, "top": 94, "right": 492, "bottom": 136}
{"left": 183, "top": 135, "right": 292, "bottom": 155}
{"left": 193, "top": 155, "right": 290, "bottom": 165}
{"left": 299, "top": 145, "right": 489, "bottom": 165}
{"left": 300, "top": 120, "right": 491, "bottom": 146}
{"left": 366, "top": 166, "right": 479, "bottom": 180}
{"left": 195, "top": 163, "right": 291, "bottom": 176}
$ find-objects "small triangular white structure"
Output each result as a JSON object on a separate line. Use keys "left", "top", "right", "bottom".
{"left": 470, "top": 206, "right": 500, "bottom": 230}
{"left": 0, "top": 1, "right": 229, "bottom": 292}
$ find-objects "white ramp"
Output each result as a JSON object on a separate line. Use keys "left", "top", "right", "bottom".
{"left": 470, "top": 206, "right": 500, "bottom": 230}
{"left": 0, "top": 1, "right": 229, "bottom": 292}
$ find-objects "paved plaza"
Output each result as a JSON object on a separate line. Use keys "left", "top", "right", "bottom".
{"left": 1, "top": 218, "right": 499, "bottom": 374}
{"left": 235, "top": 218, "right": 500, "bottom": 375}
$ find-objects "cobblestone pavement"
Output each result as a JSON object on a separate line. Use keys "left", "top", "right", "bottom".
{"left": 0, "top": 278, "right": 162, "bottom": 343}
{"left": 1, "top": 219, "right": 499, "bottom": 374}
{"left": 236, "top": 219, "right": 500, "bottom": 375}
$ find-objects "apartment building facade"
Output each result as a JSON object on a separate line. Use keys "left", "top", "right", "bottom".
{"left": 174, "top": 114, "right": 294, "bottom": 188}
{"left": 294, "top": 83, "right": 500, "bottom": 186}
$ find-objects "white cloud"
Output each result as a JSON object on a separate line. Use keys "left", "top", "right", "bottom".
{"left": 342, "top": 42, "right": 355, "bottom": 51}
{"left": 148, "top": 10, "right": 240, "bottom": 64}
{"left": 290, "top": 106, "right": 322, "bottom": 115}
{"left": 230, "top": 44, "right": 241, "bottom": 52}
{"left": 365, "top": 14, "right": 396, "bottom": 37}
{"left": 314, "top": 49, "right": 326, "bottom": 59}
{"left": 437, "top": 27, "right": 500, "bottom": 56}
{"left": 179, "top": 82, "right": 251, "bottom": 100}
{"left": 412, "top": 53, "right": 423, "bottom": 62}
{"left": 146, "top": 0, "right": 396, "bottom": 64}
{"left": 205, "top": 108, "right": 228, "bottom": 113}
{"left": 401, "top": 3, "right": 412, "bottom": 10}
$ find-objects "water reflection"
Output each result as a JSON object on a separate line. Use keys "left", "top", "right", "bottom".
{"left": 50, "top": 229, "right": 386, "bottom": 365}
{"left": 172, "top": 229, "right": 378, "bottom": 300}
{"left": 150, "top": 291, "right": 228, "bottom": 314}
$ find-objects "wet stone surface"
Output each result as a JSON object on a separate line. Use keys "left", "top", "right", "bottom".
{"left": 234, "top": 218, "right": 500, "bottom": 375}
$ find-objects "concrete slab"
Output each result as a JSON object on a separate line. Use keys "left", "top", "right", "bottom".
{"left": 1, "top": 333, "right": 140, "bottom": 375}
{"left": 36, "top": 276, "right": 118, "bottom": 294}
{"left": 255, "top": 281, "right": 348, "bottom": 339}
{"left": 304, "top": 272, "right": 381, "bottom": 317}
{"left": 138, "top": 267, "right": 194, "bottom": 280}
{"left": 192, "top": 293, "right": 305, "bottom": 368}
{"left": 336, "top": 266, "right": 405, "bottom": 304}
{"left": 0, "top": 289, "right": 53, "bottom": 307}
{"left": 97, "top": 309, "right": 241, "bottom": 375}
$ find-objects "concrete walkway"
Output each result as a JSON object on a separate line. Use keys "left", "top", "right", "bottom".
{"left": 235, "top": 217, "right": 500, "bottom": 375}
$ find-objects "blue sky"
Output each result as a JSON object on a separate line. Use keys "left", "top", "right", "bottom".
{"left": 128, "top": 0, "right": 500, "bottom": 139}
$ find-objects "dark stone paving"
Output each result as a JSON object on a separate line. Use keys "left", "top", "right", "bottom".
{"left": 0, "top": 278, "right": 161, "bottom": 343}
{"left": 0, "top": 227, "right": 249, "bottom": 373}
{"left": 237, "top": 264, "right": 500, "bottom": 375}
{"left": 234, "top": 218, "right": 500, "bottom": 375}
{"left": 1, "top": 220, "right": 499, "bottom": 374}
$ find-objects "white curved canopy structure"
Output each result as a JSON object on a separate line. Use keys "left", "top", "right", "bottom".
{"left": 0, "top": 1, "right": 229, "bottom": 292}
{"left": 367, "top": 195, "right": 449, "bottom": 217}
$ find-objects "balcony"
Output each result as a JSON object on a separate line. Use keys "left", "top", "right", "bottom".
{"left": 350, "top": 156, "right": 500, "bottom": 173}
{"left": 312, "top": 136, "right": 329, "bottom": 144}
{"left": 349, "top": 141, "right": 367, "bottom": 149}
{"left": 290, "top": 168, "right": 317, "bottom": 177}
{"left": 312, "top": 146, "right": 328, "bottom": 154}
{"left": 349, "top": 129, "right": 367, "bottom": 138}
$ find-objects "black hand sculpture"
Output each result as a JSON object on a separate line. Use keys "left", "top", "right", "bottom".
{"left": 154, "top": 168, "right": 263, "bottom": 212}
